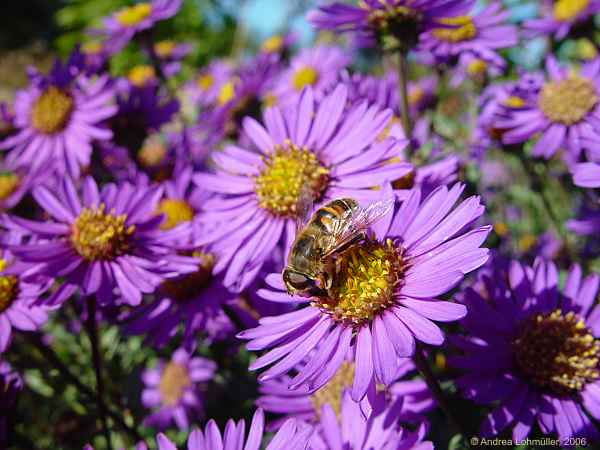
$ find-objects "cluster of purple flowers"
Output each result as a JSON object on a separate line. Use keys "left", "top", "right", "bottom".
{"left": 2, "top": 0, "right": 600, "bottom": 449}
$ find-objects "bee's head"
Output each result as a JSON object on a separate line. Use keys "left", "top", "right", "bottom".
{"left": 282, "top": 268, "right": 327, "bottom": 298}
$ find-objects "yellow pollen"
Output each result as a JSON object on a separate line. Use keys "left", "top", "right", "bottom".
{"left": 158, "top": 252, "right": 214, "bottom": 302}
{"left": 70, "top": 204, "right": 134, "bottom": 261}
{"left": 138, "top": 135, "right": 167, "bottom": 168}
{"left": 31, "top": 86, "right": 73, "bottom": 134}
{"left": 115, "top": 3, "right": 152, "bottom": 27}
{"left": 217, "top": 80, "right": 236, "bottom": 105}
{"left": 0, "top": 173, "right": 19, "bottom": 201}
{"left": 513, "top": 309, "right": 599, "bottom": 396}
{"left": 82, "top": 42, "right": 103, "bottom": 55}
{"left": 467, "top": 59, "right": 487, "bottom": 75}
{"left": 0, "top": 275, "right": 18, "bottom": 313}
{"left": 539, "top": 75, "right": 598, "bottom": 125}
{"left": 292, "top": 67, "right": 318, "bottom": 91}
{"left": 197, "top": 74, "right": 214, "bottom": 91}
{"left": 554, "top": 0, "right": 589, "bottom": 21}
{"left": 128, "top": 65, "right": 156, "bottom": 87}
{"left": 0, "top": 259, "right": 7, "bottom": 272}
{"left": 159, "top": 362, "right": 191, "bottom": 406}
{"left": 392, "top": 170, "right": 416, "bottom": 190}
{"left": 156, "top": 199, "right": 194, "bottom": 230}
{"left": 504, "top": 96, "right": 525, "bottom": 108}
{"left": 261, "top": 35, "right": 283, "bottom": 53}
{"left": 254, "top": 141, "right": 329, "bottom": 217}
{"left": 310, "top": 362, "right": 355, "bottom": 418}
{"left": 432, "top": 16, "right": 477, "bottom": 42}
{"left": 154, "top": 40, "right": 176, "bottom": 58}
{"left": 314, "top": 238, "right": 403, "bottom": 325}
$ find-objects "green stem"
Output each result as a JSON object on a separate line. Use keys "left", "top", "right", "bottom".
{"left": 396, "top": 51, "right": 413, "bottom": 143}
{"left": 86, "top": 297, "right": 113, "bottom": 450}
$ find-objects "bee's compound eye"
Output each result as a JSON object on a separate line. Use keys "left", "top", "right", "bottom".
{"left": 284, "top": 270, "right": 310, "bottom": 288}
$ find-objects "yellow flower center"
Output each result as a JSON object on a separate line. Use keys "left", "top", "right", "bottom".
{"left": 128, "top": 65, "right": 156, "bottom": 87}
{"left": 292, "top": 67, "right": 318, "bottom": 91}
{"left": 261, "top": 35, "right": 283, "bottom": 53}
{"left": 254, "top": 141, "right": 329, "bottom": 217}
{"left": 432, "top": 16, "right": 477, "bottom": 42}
{"left": 493, "top": 222, "right": 509, "bottom": 237}
{"left": 70, "top": 204, "right": 134, "bottom": 261}
{"left": 310, "top": 362, "right": 355, "bottom": 418}
{"left": 31, "top": 86, "right": 73, "bottom": 134}
{"left": 115, "top": 3, "right": 152, "bottom": 27}
{"left": 513, "top": 309, "right": 599, "bottom": 395}
{"left": 217, "top": 80, "right": 236, "bottom": 105}
{"left": 517, "top": 234, "right": 537, "bottom": 252}
{"left": 159, "top": 362, "right": 191, "bottom": 406}
{"left": 467, "top": 59, "right": 487, "bottom": 75}
{"left": 553, "top": 0, "right": 589, "bottom": 21}
{"left": 504, "top": 96, "right": 525, "bottom": 108}
{"left": 0, "top": 173, "right": 20, "bottom": 201}
{"left": 315, "top": 238, "right": 403, "bottom": 325}
{"left": 82, "top": 42, "right": 103, "bottom": 55}
{"left": 138, "top": 135, "right": 167, "bottom": 168}
{"left": 0, "top": 274, "right": 18, "bottom": 313}
{"left": 197, "top": 74, "right": 214, "bottom": 91}
{"left": 158, "top": 252, "right": 214, "bottom": 302}
{"left": 538, "top": 75, "right": 598, "bottom": 125}
{"left": 408, "top": 86, "right": 424, "bottom": 107}
{"left": 577, "top": 39, "right": 598, "bottom": 60}
{"left": 154, "top": 40, "right": 176, "bottom": 58}
{"left": 156, "top": 199, "right": 194, "bottom": 230}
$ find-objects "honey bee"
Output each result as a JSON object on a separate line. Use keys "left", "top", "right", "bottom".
{"left": 283, "top": 196, "right": 394, "bottom": 298}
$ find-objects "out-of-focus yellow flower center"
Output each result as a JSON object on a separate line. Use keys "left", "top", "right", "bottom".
{"left": 158, "top": 252, "right": 214, "bottom": 302}
{"left": 128, "top": 65, "right": 156, "bottom": 87}
{"left": 261, "top": 35, "right": 283, "bottom": 53}
{"left": 408, "top": 86, "right": 424, "bottom": 107}
{"left": 31, "top": 86, "right": 73, "bottom": 134}
{"left": 82, "top": 42, "right": 103, "bottom": 55}
{"left": 316, "top": 238, "right": 403, "bottom": 324}
{"left": 0, "top": 272, "right": 18, "bottom": 313}
{"left": 554, "top": 0, "right": 589, "bottom": 21}
{"left": 255, "top": 140, "right": 329, "bottom": 217}
{"left": 197, "top": 74, "right": 214, "bottom": 91}
{"left": 432, "top": 16, "right": 477, "bottom": 42}
{"left": 493, "top": 222, "right": 509, "bottom": 237}
{"left": 310, "top": 362, "right": 355, "bottom": 418}
{"left": 292, "top": 66, "right": 318, "bottom": 91}
{"left": 262, "top": 92, "right": 277, "bottom": 108}
{"left": 0, "top": 173, "right": 19, "bottom": 201}
{"left": 217, "top": 80, "right": 236, "bottom": 105}
{"left": 138, "top": 135, "right": 167, "bottom": 168}
{"left": 71, "top": 204, "right": 134, "bottom": 261}
{"left": 156, "top": 199, "right": 194, "bottom": 230}
{"left": 517, "top": 234, "right": 536, "bottom": 252}
{"left": 467, "top": 59, "right": 487, "bottom": 75}
{"left": 577, "top": 39, "right": 598, "bottom": 60}
{"left": 159, "top": 362, "right": 191, "bottom": 406}
{"left": 115, "top": 3, "right": 152, "bottom": 27}
{"left": 154, "top": 40, "right": 176, "bottom": 58}
{"left": 504, "top": 96, "right": 525, "bottom": 108}
{"left": 538, "top": 75, "right": 598, "bottom": 125}
{"left": 513, "top": 309, "right": 599, "bottom": 395}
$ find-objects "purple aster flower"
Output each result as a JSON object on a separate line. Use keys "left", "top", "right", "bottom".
{"left": 0, "top": 162, "right": 50, "bottom": 211}
{"left": 497, "top": 56, "right": 600, "bottom": 160}
{"left": 451, "top": 257, "right": 600, "bottom": 442}
{"left": 308, "top": 0, "right": 475, "bottom": 50}
{"left": 141, "top": 348, "right": 215, "bottom": 430}
{"left": 193, "top": 84, "right": 412, "bottom": 291}
{"left": 309, "top": 390, "right": 433, "bottom": 450}
{"left": 150, "top": 40, "right": 192, "bottom": 77}
{"left": 525, "top": 0, "right": 600, "bottom": 40}
{"left": 271, "top": 45, "right": 350, "bottom": 107}
{"left": 185, "top": 60, "right": 234, "bottom": 109}
{"left": 573, "top": 162, "right": 600, "bottom": 188}
{"left": 0, "top": 246, "right": 53, "bottom": 352}
{"left": 80, "top": 41, "right": 111, "bottom": 74}
{"left": 8, "top": 176, "right": 197, "bottom": 306}
{"left": 141, "top": 409, "right": 310, "bottom": 450}
{"left": 97, "top": 0, "right": 182, "bottom": 53}
{"left": 238, "top": 183, "right": 490, "bottom": 399}
{"left": 257, "top": 357, "right": 433, "bottom": 430}
{"left": 449, "top": 51, "right": 506, "bottom": 87}
{"left": 418, "top": 1, "right": 517, "bottom": 63}
{"left": 0, "top": 62, "right": 116, "bottom": 177}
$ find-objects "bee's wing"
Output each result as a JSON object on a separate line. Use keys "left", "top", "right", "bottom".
{"left": 295, "top": 184, "right": 315, "bottom": 232}
{"left": 322, "top": 196, "right": 395, "bottom": 258}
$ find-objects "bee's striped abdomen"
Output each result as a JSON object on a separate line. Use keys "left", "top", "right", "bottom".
{"left": 308, "top": 198, "right": 357, "bottom": 233}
